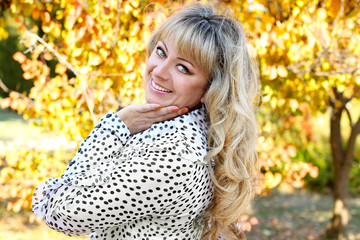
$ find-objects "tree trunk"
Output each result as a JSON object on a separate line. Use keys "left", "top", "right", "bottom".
{"left": 326, "top": 160, "right": 351, "bottom": 239}
{"left": 326, "top": 102, "right": 360, "bottom": 239}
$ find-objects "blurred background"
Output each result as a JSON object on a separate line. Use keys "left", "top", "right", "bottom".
{"left": 0, "top": 0, "right": 359, "bottom": 239}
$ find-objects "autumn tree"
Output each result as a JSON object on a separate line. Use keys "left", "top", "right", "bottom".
{"left": 235, "top": 0, "right": 360, "bottom": 238}
{"left": 0, "top": 0, "right": 319, "bottom": 234}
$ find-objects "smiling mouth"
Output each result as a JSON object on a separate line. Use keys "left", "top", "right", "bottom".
{"left": 151, "top": 79, "right": 172, "bottom": 93}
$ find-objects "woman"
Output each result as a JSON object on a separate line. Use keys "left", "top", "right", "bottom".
{"left": 32, "top": 3, "right": 259, "bottom": 240}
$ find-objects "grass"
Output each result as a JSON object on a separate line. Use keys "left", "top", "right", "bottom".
{"left": 0, "top": 209, "right": 87, "bottom": 240}
{"left": 0, "top": 108, "right": 45, "bottom": 142}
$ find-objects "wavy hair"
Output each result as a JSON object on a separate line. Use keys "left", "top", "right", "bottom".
{"left": 146, "top": 3, "right": 259, "bottom": 239}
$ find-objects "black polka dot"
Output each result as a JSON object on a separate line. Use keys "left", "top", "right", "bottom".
{"left": 32, "top": 109, "right": 213, "bottom": 239}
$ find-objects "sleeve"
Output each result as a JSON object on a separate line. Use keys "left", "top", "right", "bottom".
{"left": 32, "top": 113, "right": 195, "bottom": 236}
{"left": 32, "top": 111, "right": 130, "bottom": 229}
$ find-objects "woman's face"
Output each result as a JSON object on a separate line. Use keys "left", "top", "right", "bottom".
{"left": 144, "top": 37, "right": 208, "bottom": 110}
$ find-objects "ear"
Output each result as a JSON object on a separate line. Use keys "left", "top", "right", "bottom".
{"left": 200, "top": 92, "right": 206, "bottom": 104}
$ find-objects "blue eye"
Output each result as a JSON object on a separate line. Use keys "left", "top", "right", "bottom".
{"left": 177, "top": 65, "right": 189, "bottom": 74}
{"left": 156, "top": 47, "right": 166, "bottom": 58}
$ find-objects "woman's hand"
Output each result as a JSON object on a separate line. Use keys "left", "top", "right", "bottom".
{"left": 115, "top": 104, "right": 188, "bottom": 135}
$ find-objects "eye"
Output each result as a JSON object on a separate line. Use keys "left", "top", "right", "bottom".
{"left": 156, "top": 47, "right": 166, "bottom": 58}
{"left": 177, "top": 64, "right": 189, "bottom": 74}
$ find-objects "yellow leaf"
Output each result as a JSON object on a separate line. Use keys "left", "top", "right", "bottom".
{"left": 56, "top": 10, "right": 64, "bottom": 20}
{"left": 289, "top": 99, "right": 298, "bottom": 112}
{"left": 287, "top": 145, "right": 297, "bottom": 157}
{"left": 40, "top": 12, "right": 51, "bottom": 23}
{"left": 316, "top": 8, "right": 327, "bottom": 21}
{"left": 292, "top": 7, "right": 300, "bottom": 17}
{"left": 43, "top": 52, "right": 52, "bottom": 61}
{"left": 80, "top": 66, "right": 91, "bottom": 74}
{"left": 309, "top": 165, "right": 319, "bottom": 178}
{"left": 296, "top": 0, "right": 304, "bottom": 7}
{"left": 55, "top": 64, "right": 67, "bottom": 75}
{"left": 72, "top": 48, "right": 83, "bottom": 57}
{"left": 277, "top": 65, "right": 288, "bottom": 77}
{"left": 88, "top": 52, "right": 102, "bottom": 66}
{"left": 32, "top": 8, "right": 40, "bottom": 20}
{"left": 269, "top": 66, "right": 278, "bottom": 80}
{"left": 13, "top": 52, "right": 27, "bottom": 63}
{"left": 343, "top": 88, "right": 353, "bottom": 99}
{"left": 264, "top": 172, "right": 282, "bottom": 189}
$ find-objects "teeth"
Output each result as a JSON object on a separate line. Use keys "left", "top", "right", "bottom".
{"left": 152, "top": 80, "right": 171, "bottom": 92}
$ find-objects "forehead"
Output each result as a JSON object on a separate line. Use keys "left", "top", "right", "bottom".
{"left": 158, "top": 37, "right": 193, "bottom": 60}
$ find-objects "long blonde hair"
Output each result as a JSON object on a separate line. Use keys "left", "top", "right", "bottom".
{"left": 147, "top": 3, "right": 259, "bottom": 239}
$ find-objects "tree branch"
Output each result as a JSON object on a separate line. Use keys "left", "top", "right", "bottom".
{"left": 0, "top": 78, "right": 9, "bottom": 93}
{"left": 23, "top": 30, "right": 132, "bottom": 126}
{"left": 331, "top": 0, "right": 345, "bottom": 37}
{"left": 110, "top": 0, "right": 123, "bottom": 50}
{"left": 24, "top": 31, "right": 80, "bottom": 76}
{"left": 0, "top": 78, "right": 35, "bottom": 106}
{"left": 23, "top": 30, "right": 99, "bottom": 125}
{"left": 313, "top": 67, "right": 358, "bottom": 77}
{"left": 354, "top": 116, "right": 360, "bottom": 136}
{"left": 22, "top": 34, "right": 46, "bottom": 54}
{"left": 287, "top": 47, "right": 358, "bottom": 77}
{"left": 344, "top": 114, "right": 360, "bottom": 168}
{"left": 87, "top": 71, "right": 126, "bottom": 78}
{"left": 344, "top": 105, "right": 352, "bottom": 127}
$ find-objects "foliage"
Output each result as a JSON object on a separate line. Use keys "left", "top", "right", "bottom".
{"left": 0, "top": 12, "right": 33, "bottom": 98}
{"left": 241, "top": 0, "right": 360, "bottom": 236}
{"left": 0, "top": 0, "right": 341, "bottom": 231}
{"left": 0, "top": 142, "right": 74, "bottom": 213}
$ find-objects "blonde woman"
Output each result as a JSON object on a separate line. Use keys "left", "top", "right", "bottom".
{"left": 32, "top": 3, "right": 259, "bottom": 240}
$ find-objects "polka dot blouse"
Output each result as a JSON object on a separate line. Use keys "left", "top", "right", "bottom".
{"left": 32, "top": 108, "right": 213, "bottom": 239}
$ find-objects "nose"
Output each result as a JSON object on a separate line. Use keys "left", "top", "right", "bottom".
{"left": 152, "top": 60, "right": 171, "bottom": 81}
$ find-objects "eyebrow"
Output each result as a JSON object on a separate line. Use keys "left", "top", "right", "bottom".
{"left": 160, "top": 41, "right": 195, "bottom": 68}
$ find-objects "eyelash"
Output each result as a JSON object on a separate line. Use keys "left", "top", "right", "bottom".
{"left": 156, "top": 47, "right": 166, "bottom": 58}
{"left": 155, "top": 46, "right": 190, "bottom": 74}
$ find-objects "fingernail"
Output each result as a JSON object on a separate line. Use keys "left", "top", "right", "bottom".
{"left": 155, "top": 106, "right": 162, "bottom": 110}
{"left": 181, "top": 109, "right": 188, "bottom": 114}
{"left": 171, "top": 107, "right": 179, "bottom": 112}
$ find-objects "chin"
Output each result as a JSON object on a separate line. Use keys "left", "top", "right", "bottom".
{"left": 145, "top": 94, "right": 161, "bottom": 105}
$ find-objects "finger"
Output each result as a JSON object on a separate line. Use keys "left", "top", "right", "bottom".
{"left": 134, "top": 103, "right": 162, "bottom": 113}
{"left": 156, "top": 106, "right": 180, "bottom": 115}
{"left": 153, "top": 108, "right": 189, "bottom": 123}
{"left": 138, "top": 105, "right": 178, "bottom": 119}
{"left": 154, "top": 106, "right": 188, "bottom": 117}
{"left": 179, "top": 108, "right": 189, "bottom": 114}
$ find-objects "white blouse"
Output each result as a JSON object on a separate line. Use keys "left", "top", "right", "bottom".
{"left": 32, "top": 108, "right": 213, "bottom": 240}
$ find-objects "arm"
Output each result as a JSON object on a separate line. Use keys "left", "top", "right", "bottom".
{"left": 32, "top": 105, "right": 190, "bottom": 236}
{"left": 62, "top": 111, "right": 131, "bottom": 180}
{"left": 33, "top": 111, "right": 131, "bottom": 219}
{"left": 36, "top": 142, "right": 194, "bottom": 236}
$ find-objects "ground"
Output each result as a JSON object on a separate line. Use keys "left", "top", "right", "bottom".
{"left": 245, "top": 189, "right": 360, "bottom": 240}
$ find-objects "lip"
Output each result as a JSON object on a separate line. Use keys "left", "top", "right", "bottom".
{"left": 149, "top": 78, "right": 172, "bottom": 95}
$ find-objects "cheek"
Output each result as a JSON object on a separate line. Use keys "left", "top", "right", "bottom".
{"left": 146, "top": 51, "right": 158, "bottom": 71}
{"left": 177, "top": 81, "right": 205, "bottom": 98}
{"left": 145, "top": 62, "right": 153, "bottom": 75}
